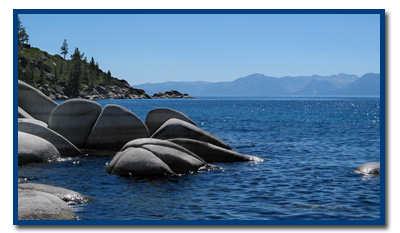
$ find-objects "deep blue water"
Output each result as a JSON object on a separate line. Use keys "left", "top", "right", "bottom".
{"left": 18, "top": 97, "right": 382, "bottom": 221}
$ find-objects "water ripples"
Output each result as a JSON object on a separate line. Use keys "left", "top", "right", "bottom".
{"left": 18, "top": 97, "right": 381, "bottom": 220}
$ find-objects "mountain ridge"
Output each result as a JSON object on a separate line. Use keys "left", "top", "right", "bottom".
{"left": 134, "top": 73, "right": 380, "bottom": 97}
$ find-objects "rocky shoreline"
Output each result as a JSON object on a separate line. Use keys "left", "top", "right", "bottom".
{"left": 17, "top": 80, "right": 260, "bottom": 220}
{"left": 33, "top": 78, "right": 152, "bottom": 100}
{"left": 33, "top": 79, "right": 193, "bottom": 100}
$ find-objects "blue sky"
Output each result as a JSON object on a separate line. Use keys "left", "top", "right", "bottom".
{"left": 18, "top": 13, "right": 380, "bottom": 85}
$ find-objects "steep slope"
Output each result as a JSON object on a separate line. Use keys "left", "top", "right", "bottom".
{"left": 18, "top": 45, "right": 151, "bottom": 100}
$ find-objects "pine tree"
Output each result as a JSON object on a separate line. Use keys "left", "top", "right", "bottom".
{"left": 18, "top": 17, "right": 29, "bottom": 45}
{"left": 67, "top": 48, "right": 84, "bottom": 97}
{"left": 106, "top": 70, "right": 112, "bottom": 85}
{"left": 60, "top": 39, "right": 69, "bottom": 59}
{"left": 88, "top": 57, "right": 96, "bottom": 87}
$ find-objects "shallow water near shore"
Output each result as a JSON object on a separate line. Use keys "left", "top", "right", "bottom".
{"left": 18, "top": 96, "right": 381, "bottom": 221}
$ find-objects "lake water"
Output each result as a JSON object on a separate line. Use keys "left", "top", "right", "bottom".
{"left": 18, "top": 97, "right": 382, "bottom": 221}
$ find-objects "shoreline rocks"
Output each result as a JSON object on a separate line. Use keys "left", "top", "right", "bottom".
{"left": 168, "top": 138, "right": 264, "bottom": 163}
{"left": 151, "top": 118, "right": 232, "bottom": 150}
{"left": 18, "top": 80, "right": 58, "bottom": 124}
{"left": 18, "top": 183, "right": 91, "bottom": 204}
{"left": 18, "top": 131, "right": 60, "bottom": 165}
{"left": 85, "top": 104, "right": 149, "bottom": 151}
{"left": 145, "top": 108, "right": 197, "bottom": 135}
{"left": 48, "top": 99, "right": 102, "bottom": 148}
{"left": 18, "top": 120, "right": 82, "bottom": 156}
{"left": 18, "top": 80, "right": 264, "bottom": 178}
{"left": 18, "top": 189, "right": 77, "bottom": 220}
{"left": 18, "top": 183, "right": 89, "bottom": 220}
{"left": 107, "top": 138, "right": 206, "bottom": 177}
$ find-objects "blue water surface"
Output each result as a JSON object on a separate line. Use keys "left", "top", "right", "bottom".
{"left": 18, "top": 97, "right": 381, "bottom": 221}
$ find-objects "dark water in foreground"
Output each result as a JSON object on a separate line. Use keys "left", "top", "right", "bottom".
{"left": 18, "top": 97, "right": 382, "bottom": 221}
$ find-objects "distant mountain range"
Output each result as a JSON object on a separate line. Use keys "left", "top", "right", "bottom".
{"left": 133, "top": 73, "right": 381, "bottom": 97}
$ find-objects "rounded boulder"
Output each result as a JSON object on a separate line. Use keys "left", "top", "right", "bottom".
{"left": 168, "top": 138, "right": 265, "bottom": 163}
{"left": 355, "top": 162, "right": 380, "bottom": 175}
{"left": 85, "top": 104, "right": 149, "bottom": 151}
{"left": 145, "top": 108, "right": 197, "bottom": 135}
{"left": 48, "top": 99, "right": 102, "bottom": 148}
{"left": 151, "top": 118, "right": 232, "bottom": 149}
{"left": 106, "top": 147, "right": 175, "bottom": 177}
{"left": 18, "top": 189, "right": 77, "bottom": 220}
{"left": 18, "top": 183, "right": 90, "bottom": 204}
{"left": 18, "top": 80, "right": 58, "bottom": 124}
{"left": 18, "top": 121, "right": 82, "bottom": 156}
{"left": 107, "top": 138, "right": 206, "bottom": 177}
{"left": 18, "top": 131, "right": 60, "bottom": 165}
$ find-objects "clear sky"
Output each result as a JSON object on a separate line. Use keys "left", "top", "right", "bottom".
{"left": 18, "top": 13, "right": 380, "bottom": 85}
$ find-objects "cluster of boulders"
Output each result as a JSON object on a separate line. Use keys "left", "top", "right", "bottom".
{"left": 17, "top": 79, "right": 379, "bottom": 220}
{"left": 152, "top": 90, "right": 193, "bottom": 98}
{"left": 17, "top": 79, "right": 262, "bottom": 220}
{"left": 34, "top": 78, "right": 152, "bottom": 100}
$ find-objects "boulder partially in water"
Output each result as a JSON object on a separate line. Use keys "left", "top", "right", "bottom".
{"left": 355, "top": 162, "right": 380, "bottom": 175}
{"left": 18, "top": 183, "right": 90, "bottom": 204}
{"left": 18, "top": 189, "right": 77, "bottom": 220}
{"left": 151, "top": 118, "right": 232, "bottom": 149}
{"left": 48, "top": 99, "right": 102, "bottom": 148}
{"left": 107, "top": 138, "right": 206, "bottom": 177}
{"left": 18, "top": 131, "right": 60, "bottom": 165}
{"left": 85, "top": 104, "right": 149, "bottom": 151}
{"left": 106, "top": 147, "right": 175, "bottom": 177}
{"left": 18, "top": 80, "right": 58, "bottom": 124}
{"left": 121, "top": 138, "right": 205, "bottom": 162}
{"left": 168, "top": 138, "right": 264, "bottom": 163}
{"left": 18, "top": 121, "right": 82, "bottom": 157}
{"left": 145, "top": 108, "right": 197, "bottom": 135}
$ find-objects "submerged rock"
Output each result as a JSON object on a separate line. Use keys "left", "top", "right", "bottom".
{"left": 168, "top": 138, "right": 264, "bottom": 162}
{"left": 48, "top": 99, "right": 102, "bottom": 148}
{"left": 85, "top": 104, "right": 149, "bottom": 151}
{"left": 107, "top": 138, "right": 206, "bottom": 177}
{"left": 18, "top": 131, "right": 60, "bottom": 165}
{"left": 151, "top": 118, "right": 232, "bottom": 149}
{"left": 18, "top": 80, "right": 58, "bottom": 124}
{"left": 145, "top": 108, "right": 197, "bottom": 135}
{"left": 18, "top": 121, "right": 82, "bottom": 156}
{"left": 18, "top": 189, "right": 77, "bottom": 220}
{"left": 355, "top": 162, "right": 380, "bottom": 175}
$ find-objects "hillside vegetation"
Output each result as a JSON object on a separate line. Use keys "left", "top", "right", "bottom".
{"left": 17, "top": 18, "right": 150, "bottom": 100}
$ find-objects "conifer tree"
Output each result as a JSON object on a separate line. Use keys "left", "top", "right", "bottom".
{"left": 60, "top": 39, "right": 69, "bottom": 59}
{"left": 18, "top": 17, "right": 29, "bottom": 45}
{"left": 67, "top": 48, "right": 84, "bottom": 97}
{"left": 106, "top": 70, "right": 112, "bottom": 85}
